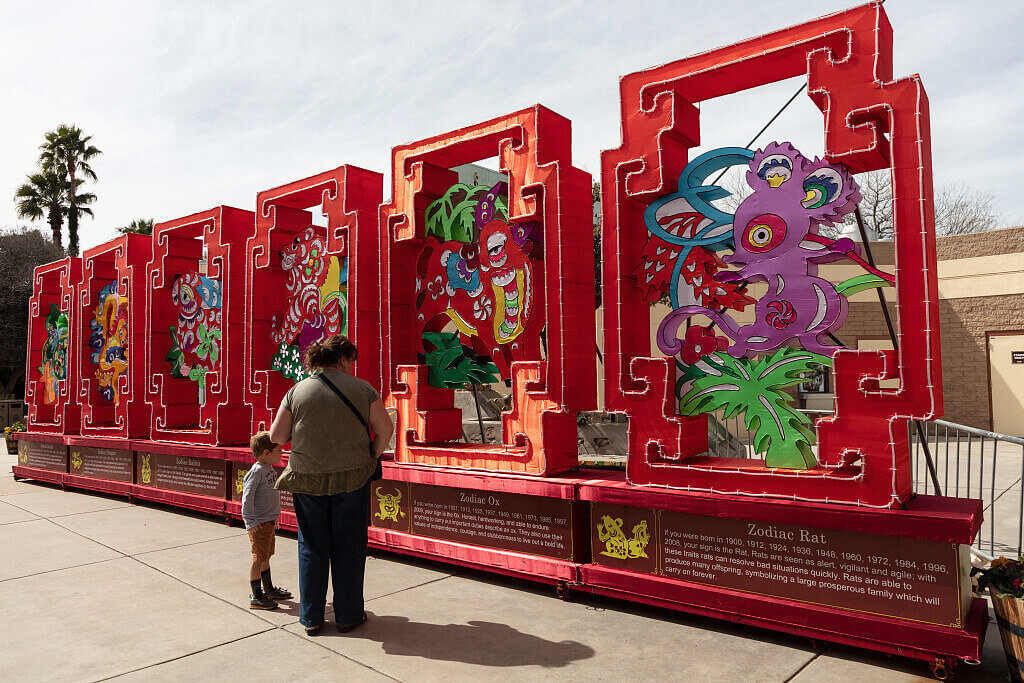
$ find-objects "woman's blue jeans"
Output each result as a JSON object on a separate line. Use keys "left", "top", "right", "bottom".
{"left": 293, "top": 481, "right": 370, "bottom": 628}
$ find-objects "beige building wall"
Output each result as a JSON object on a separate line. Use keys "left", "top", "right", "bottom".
{"left": 627, "top": 226, "right": 1024, "bottom": 432}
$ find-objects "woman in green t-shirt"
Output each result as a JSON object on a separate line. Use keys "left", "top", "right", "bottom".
{"left": 270, "top": 334, "right": 393, "bottom": 636}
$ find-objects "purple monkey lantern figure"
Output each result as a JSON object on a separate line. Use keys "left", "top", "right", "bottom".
{"left": 658, "top": 142, "right": 873, "bottom": 360}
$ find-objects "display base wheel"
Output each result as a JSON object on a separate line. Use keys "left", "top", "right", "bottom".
{"left": 929, "top": 656, "right": 960, "bottom": 680}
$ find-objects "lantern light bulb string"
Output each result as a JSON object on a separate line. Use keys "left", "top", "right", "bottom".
{"left": 855, "top": 207, "right": 943, "bottom": 496}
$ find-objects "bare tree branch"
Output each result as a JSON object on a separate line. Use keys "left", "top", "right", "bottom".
{"left": 843, "top": 171, "right": 1000, "bottom": 240}
{"left": 934, "top": 181, "right": 1001, "bottom": 236}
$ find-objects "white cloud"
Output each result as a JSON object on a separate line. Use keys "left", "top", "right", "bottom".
{"left": 2, "top": 0, "right": 1021, "bottom": 250}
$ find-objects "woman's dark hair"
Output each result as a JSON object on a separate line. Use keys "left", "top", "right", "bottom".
{"left": 304, "top": 334, "right": 358, "bottom": 370}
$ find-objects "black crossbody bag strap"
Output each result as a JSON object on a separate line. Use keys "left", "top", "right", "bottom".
{"left": 316, "top": 373, "right": 382, "bottom": 482}
{"left": 317, "top": 373, "right": 370, "bottom": 431}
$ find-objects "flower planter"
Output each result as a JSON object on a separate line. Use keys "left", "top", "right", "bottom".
{"left": 5, "top": 437, "right": 16, "bottom": 455}
{"left": 992, "top": 592, "right": 1024, "bottom": 682}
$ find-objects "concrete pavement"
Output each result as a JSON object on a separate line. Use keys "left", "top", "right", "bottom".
{"left": 0, "top": 444, "right": 1011, "bottom": 681}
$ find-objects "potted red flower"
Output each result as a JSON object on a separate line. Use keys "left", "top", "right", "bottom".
{"left": 974, "top": 557, "right": 1024, "bottom": 681}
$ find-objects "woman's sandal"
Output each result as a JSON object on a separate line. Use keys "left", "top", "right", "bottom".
{"left": 336, "top": 612, "right": 367, "bottom": 633}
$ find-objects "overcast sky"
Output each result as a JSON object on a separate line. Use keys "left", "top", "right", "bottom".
{"left": 2, "top": 0, "right": 1020, "bottom": 252}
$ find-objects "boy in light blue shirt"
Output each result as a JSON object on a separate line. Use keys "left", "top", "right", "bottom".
{"left": 242, "top": 431, "right": 292, "bottom": 610}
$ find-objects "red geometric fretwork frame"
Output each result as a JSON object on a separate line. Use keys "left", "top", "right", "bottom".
{"left": 25, "top": 258, "right": 83, "bottom": 434}
{"left": 381, "top": 105, "right": 595, "bottom": 475}
{"left": 245, "top": 165, "right": 384, "bottom": 432}
{"left": 601, "top": 2, "right": 940, "bottom": 507}
{"left": 146, "top": 207, "right": 254, "bottom": 445}
{"left": 78, "top": 234, "right": 153, "bottom": 438}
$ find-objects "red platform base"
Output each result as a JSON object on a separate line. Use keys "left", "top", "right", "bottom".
{"left": 11, "top": 435, "right": 989, "bottom": 668}
{"left": 368, "top": 527, "right": 577, "bottom": 584}
{"left": 578, "top": 564, "right": 987, "bottom": 664}
{"left": 11, "top": 465, "right": 63, "bottom": 485}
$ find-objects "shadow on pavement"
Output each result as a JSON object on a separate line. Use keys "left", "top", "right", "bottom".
{"left": 333, "top": 612, "right": 595, "bottom": 667}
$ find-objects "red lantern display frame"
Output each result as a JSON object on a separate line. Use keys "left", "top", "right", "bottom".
{"left": 77, "top": 234, "right": 153, "bottom": 439}
{"left": 145, "top": 206, "right": 254, "bottom": 445}
{"left": 600, "top": 1, "right": 941, "bottom": 507}
{"left": 25, "top": 258, "right": 83, "bottom": 434}
{"left": 380, "top": 105, "right": 596, "bottom": 476}
{"left": 244, "top": 165, "right": 384, "bottom": 432}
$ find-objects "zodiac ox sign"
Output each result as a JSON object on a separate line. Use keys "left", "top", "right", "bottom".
{"left": 374, "top": 488, "right": 405, "bottom": 523}
{"left": 654, "top": 142, "right": 893, "bottom": 360}
{"left": 415, "top": 182, "right": 542, "bottom": 377}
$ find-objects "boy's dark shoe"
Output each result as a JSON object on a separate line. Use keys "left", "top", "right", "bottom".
{"left": 304, "top": 623, "right": 323, "bottom": 636}
{"left": 265, "top": 585, "right": 292, "bottom": 600}
{"left": 337, "top": 611, "right": 367, "bottom": 633}
{"left": 249, "top": 595, "right": 279, "bottom": 610}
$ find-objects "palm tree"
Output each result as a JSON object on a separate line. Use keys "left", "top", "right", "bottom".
{"left": 39, "top": 125, "right": 101, "bottom": 256}
{"left": 70, "top": 191, "right": 97, "bottom": 237}
{"left": 116, "top": 218, "right": 154, "bottom": 235}
{"left": 14, "top": 171, "right": 66, "bottom": 250}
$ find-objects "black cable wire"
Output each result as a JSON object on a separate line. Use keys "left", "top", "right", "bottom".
{"left": 711, "top": 82, "right": 807, "bottom": 186}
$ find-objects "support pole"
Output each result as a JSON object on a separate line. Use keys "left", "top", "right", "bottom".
{"left": 470, "top": 383, "right": 487, "bottom": 444}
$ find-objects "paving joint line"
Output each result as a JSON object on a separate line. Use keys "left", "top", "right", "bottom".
{"left": 24, "top": 511, "right": 274, "bottom": 627}
{"left": 0, "top": 516, "right": 43, "bottom": 527}
{"left": 32, "top": 514, "right": 130, "bottom": 557}
{"left": 783, "top": 643, "right": 827, "bottom": 682}
{"left": 128, "top": 532, "right": 250, "bottom": 558}
{"left": 129, "top": 555, "right": 288, "bottom": 627}
{"left": 985, "top": 476, "right": 1021, "bottom": 511}
{"left": 276, "top": 626, "right": 403, "bottom": 681}
{"left": 365, "top": 573, "right": 461, "bottom": 604}
{"left": 0, "top": 556, "right": 125, "bottom": 584}
{"left": 92, "top": 627, "right": 276, "bottom": 681}
{"left": 0, "top": 504, "right": 132, "bottom": 525}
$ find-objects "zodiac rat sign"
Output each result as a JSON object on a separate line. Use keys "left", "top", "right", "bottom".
{"left": 657, "top": 142, "right": 891, "bottom": 359}
{"left": 596, "top": 515, "right": 650, "bottom": 560}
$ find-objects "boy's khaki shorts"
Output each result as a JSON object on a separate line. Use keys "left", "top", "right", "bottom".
{"left": 248, "top": 521, "right": 276, "bottom": 564}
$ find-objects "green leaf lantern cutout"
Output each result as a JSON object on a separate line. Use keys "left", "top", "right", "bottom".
{"left": 270, "top": 342, "right": 311, "bottom": 382}
{"left": 836, "top": 273, "right": 894, "bottom": 298}
{"left": 680, "top": 347, "right": 832, "bottom": 470}
{"left": 422, "top": 331, "right": 500, "bottom": 389}
{"left": 425, "top": 184, "right": 508, "bottom": 244}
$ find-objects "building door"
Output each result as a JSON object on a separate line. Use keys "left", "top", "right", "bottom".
{"left": 988, "top": 333, "right": 1024, "bottom": 437}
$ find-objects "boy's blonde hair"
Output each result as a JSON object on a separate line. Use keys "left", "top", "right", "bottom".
{"left": 250, "top": 431, "right": 277, "bottom": 460}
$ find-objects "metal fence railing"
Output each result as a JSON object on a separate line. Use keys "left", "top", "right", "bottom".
{"left": 910, "top": 419, "right": 1024, "bottom": 559}
{"left": 711, "top": 411, "right": 1024, "bottom": 558}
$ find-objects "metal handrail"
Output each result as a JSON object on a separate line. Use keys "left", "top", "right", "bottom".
{"left": 795, "top": 411, "right": 1023, "bottom": 562}
{"left": 931, "top": 418, "right": 1024, "bottom": 446}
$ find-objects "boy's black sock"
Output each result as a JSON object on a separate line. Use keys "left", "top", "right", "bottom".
{"left": 251, "top": 579, "right": 265, "bottom": 600}
{"left": 261, "top": 568, "right": 274, "bottom": 592}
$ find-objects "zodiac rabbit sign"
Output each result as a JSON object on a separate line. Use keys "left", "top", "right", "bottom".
{"left": 658, "top": 142, "right": 878, "bottom": 359}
